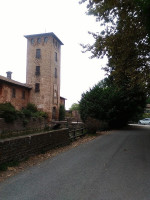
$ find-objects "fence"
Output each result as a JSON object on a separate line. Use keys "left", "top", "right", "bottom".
{"left": 69, "top": 127, "right": 86, "bottom": 140}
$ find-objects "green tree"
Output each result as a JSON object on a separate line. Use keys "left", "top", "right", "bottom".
{"left": 59, "top": 105, "right": 65, "bottom": 121}
{"left": 136, "top": 0, "right": 150, "bottom": 36}
{"left": 79, "top": 78, "right": 146, "bottom": 128}
{"left": 80, "top": 0, "right": 150, "bottom": 93}
{"left": 69, "top": 103, "right": 80, "bottom": 111}
{"left": 0, "top": 103, "right": 17, "bottom": 123}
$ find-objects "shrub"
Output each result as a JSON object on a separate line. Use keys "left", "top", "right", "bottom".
{"left": 26, "top": 103, "right": 38, "bottom": 113}
{"left": 38, "top": 111, "right": 48, "bottom": 119}
{"left": 80, "top": 77, "right": 146, "bottom": 129}
{"left": 0, "top": 103, "right": 48, "bottom": 124}
{"left": 0, "top": 103, "right": 17, "bottom": 123}
{"left": 22, "top": 104, "right": 48, "bottom": 119}
{"left": 22, "top": 108, "right": 32, "bottom": 118}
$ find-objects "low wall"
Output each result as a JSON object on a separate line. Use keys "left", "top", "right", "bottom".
{"left": 0, "top": 128, "right": 70, "bottom": 165}
{"left": 50, "top": 121, "right": 84, "bottom": 130}
{"left": 0, "top": 118, "right": 47, "bottom": 134}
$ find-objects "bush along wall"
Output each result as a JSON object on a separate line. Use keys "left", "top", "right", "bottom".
{"left": 0, "top": 103, "right": 48, "bottom": 137}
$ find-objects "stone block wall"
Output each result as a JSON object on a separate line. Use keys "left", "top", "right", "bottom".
{"left": 0, "top": 128, "right": 70, "bottom": 165}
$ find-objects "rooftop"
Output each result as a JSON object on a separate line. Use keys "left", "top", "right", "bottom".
{"left": 0, "top": 75, "right": 32, "bottom": 89}
{"left": 24, "top": 32, "right": 64, "bottom": 45}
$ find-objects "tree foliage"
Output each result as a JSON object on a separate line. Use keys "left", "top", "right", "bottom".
{"left": 135, "top": 0, "right": 150, "bottom": 35}
{"left": 69, "top": 103, "right": 80, "bottom": 111}
{"left": 0, "top": 103, "right": 17, "bottom": 123}
{"left": 80, "top": 0, "right": 150, "bottom": 93}
{"left": 79, "top": 78, "right": 146, "bottom": 128}
{"left": 59, "top": 105, "right": 65, "bottom": 121}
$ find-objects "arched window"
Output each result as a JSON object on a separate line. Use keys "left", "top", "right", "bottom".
{"left": 44, "top": 37, "right": 48, "bottom": 43}
{"left": 37, "top": 38, "right": 41, "bottom": 44}
{"left": 35, "top": 83, "right": 40, "bottom": 92}
{"left": 31, "top": 38, "right": 34, "bottom": 44}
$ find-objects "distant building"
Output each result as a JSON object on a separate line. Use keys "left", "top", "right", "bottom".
{"left": 60, "top": 97, "right": 66, "bottom": 107}
{"left": 0, "top": 32, "right": 65, "bottom": 120}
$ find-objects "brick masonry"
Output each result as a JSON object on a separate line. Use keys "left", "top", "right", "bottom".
{"left": 25, "top": 33, "right": 62, "bottom": 120}
{"left": 0, "top": 128, "right": 70, "bottom": 165}
{"left": 0, "top": 81, "right": 30, "bottom": 110}
{"left": 0, "top": 118, "right": 47, "bottom": 134}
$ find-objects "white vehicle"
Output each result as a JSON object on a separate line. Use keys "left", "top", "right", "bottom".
{"left": 138, "top": 118, "right": 150, "bottom": 125}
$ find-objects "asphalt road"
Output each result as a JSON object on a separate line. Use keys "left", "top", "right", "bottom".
{"left": 0, "top": 126, "right": 150, "bottom": 200}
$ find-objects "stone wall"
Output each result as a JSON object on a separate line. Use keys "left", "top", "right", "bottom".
{"left": 0, "top": 128, "right": 70, "bottom": 165}
{"left": 0, "top": 118, "right": 47, "bottom": 134}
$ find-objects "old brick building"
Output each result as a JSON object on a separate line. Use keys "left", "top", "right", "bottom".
{"left": 0, "top": 73, "right": 31, "bottom": 110}
{"left": 0, "top": 32, "right": 64, "bottom": 120}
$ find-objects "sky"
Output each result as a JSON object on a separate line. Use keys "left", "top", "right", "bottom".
{"left": 0, "top": 0, "right": 107, "bottom": 109}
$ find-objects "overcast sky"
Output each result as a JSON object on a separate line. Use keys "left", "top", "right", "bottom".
{"left": 0, "top": 0, "right": 107, "bottom": 109}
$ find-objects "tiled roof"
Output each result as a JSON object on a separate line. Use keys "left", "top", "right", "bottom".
{"left": 0, "top": 75, "right": 32, "bottom": 89}
{"left": 24, "top": 32, "right": 64, "bottom": 45}
{"left": 60, "top": 96, "right": 67, "bottom": 100}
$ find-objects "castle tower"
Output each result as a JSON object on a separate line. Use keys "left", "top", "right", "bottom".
{"left": 24, "top": 33, "right": 63, "bottom": 120}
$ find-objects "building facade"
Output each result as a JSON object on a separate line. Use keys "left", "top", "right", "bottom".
{"left": 0, "top": 32, "right": 64, "bottom": 121}
{"left": 0, "top": 74, "right": 31, "bottom": 110}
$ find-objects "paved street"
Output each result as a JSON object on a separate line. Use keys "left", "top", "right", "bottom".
{"left": 0, "top": 127, "right": 150, "bottom": 200}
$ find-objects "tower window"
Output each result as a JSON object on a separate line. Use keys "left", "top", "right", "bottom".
{"left": 55, "top": 68, "right": 57, "bottom": 78}
{"left": 22, "top": 91, "right": 25, "bottom": 99}
{"left": 31, "top": 38, "right": 34, "bottom": 44}
{"left": 55, "top": 52, "right": 57, "bottom": 62}
{"left": 37, "top": 38, "right": 41, "bottom": 44}
{"left": 35, "top": 83, "right": 40, "bottom": 92}
{"left": 36, "top": 49, "right": 41, "bottom": 58}
{"left": 54, "top": 90, "right": 57, "bottom": 97}
{"left": 35, "top": 66, "right": 40, "bottom": 76}
{"left": 12, "top": 88, "right": 16, "bottom": 98}
{"left": 44, "top": 37, "right": 48, "bottom": 43}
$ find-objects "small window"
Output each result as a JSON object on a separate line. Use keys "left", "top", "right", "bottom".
{"left": 36, "top": 49, "right": 41, "bottom": 58}
{"left": 37, "top": 38, "right": 41, "bottom": 44}
{"left": 35, "top": 66, "right": 40, "bottom": 76}
{"left": 44, "top": 37, "right": 48, "bottom": 43}
{"left": 31, "top": 38, "right": 34, "bottom": 44}
{"left": 35, "top": 83, "right": 40, "bottom": 92}
{"left": 12, "top": 88, "right": 16, "bottom": 98}
{"left": 55, "top": 52, "right": 57, "bottom": 62}
{"left": 22, "top": 91, "right": 25, "bottom": 99}
{"left": 55, "top": 68, "right": 57, "bottom": 78}
{"left": 54, "top": 90, "right": 57, "bottom": 97}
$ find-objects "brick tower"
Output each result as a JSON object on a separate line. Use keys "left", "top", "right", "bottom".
{"left": 24, "top": 33, "right": 63, "bottom": 120}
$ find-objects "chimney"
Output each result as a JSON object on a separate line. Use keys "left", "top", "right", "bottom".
{"left": 6, "top": 71, "right": 12, "bottom": 79}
